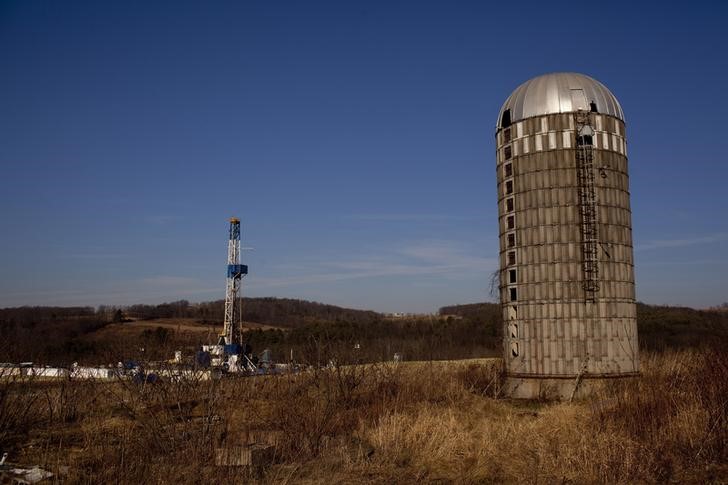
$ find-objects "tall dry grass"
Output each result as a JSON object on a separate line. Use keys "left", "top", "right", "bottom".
{"left": 0, "top": 348, "right": 725, "bottom": 483}
{"left": 329, "top": 348, "right": 727, "bottom": 484}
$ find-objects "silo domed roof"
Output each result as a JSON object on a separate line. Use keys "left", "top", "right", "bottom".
{"left": 497, "top": 72, "right": 624, "bottom": 127}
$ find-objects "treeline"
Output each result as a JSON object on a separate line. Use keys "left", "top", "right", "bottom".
{"left": 120, "top": 299, "right": 500, "bottom": 363}
{"left": 124, "top": 297, "right": 381, "bottom": 328}
{"left": 4, "top": 299, "right": 728, "bottom": 365}
{"left": 439, "top": 302, "right": 501, "bottom": 323}
{"left": 0, "top": 300, "right": 502, "bottom": 365}
{"left": 441, "top": 301, "right": 728, "bottom": 351}
{"left": 0, "top": 306, "right": 97, "bottom": 324}
{"left": 242, "top": 315, "right": 502, "bottom": 364}
{"left": 637, "top": 302, "right": 728, "bottom": 350}
{"left": 0, "top": 306, "right": 112, "bottom": 363}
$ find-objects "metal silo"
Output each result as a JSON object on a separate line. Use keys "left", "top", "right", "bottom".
{"left": 495, "top": 72, "right": 639, "bottom": 399}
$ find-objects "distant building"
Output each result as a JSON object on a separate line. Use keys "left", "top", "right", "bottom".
{"left": 387, "top": 312, "right": 409, "bottom": 318}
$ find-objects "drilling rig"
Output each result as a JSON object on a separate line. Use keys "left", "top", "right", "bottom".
{"left": 201, "top": 217, "right": 251, "bottom": 371}
{"left": 220, "top": 217, "right": 247, "bottom": 345}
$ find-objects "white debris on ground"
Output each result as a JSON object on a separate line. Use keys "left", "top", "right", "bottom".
{"left": 2, "top": 466, "right": 53, "bottom": 484}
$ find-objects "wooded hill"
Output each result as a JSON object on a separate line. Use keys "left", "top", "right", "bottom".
{"left": 1, "top": 298, "right": 727, "bottom": 365}
{"left": 439, "top": 301, "right": 728, "bottom": 350}
{"left": 123, "top": 297, "right": 381, "bottom": 328}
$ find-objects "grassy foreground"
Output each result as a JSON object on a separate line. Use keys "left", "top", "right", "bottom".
{"left": 1, "top": 348, "right": 726, "bottom": 483}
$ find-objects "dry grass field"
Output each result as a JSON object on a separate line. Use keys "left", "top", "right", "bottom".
{"left": 1, "top": 346, "right": 726, "bottom": 484}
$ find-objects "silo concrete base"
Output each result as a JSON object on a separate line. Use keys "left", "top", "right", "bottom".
{"left": 504, "top": 374, "right": 638, "bottom": 400}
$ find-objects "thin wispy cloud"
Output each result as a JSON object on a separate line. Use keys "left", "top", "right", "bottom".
{"left": 138, "top": 276, "right": 200, "bottom": 287}
{"left": 399, "top": 240, "right": 490, "bottom": 267}
{"left": 0, "top": 276, "right": 221, "bottom": 308}
{"left": 249, "top": 240, "right": 496, "bottom": 290}
{"left": 143, "top": 215, "right": 183, "bottom": 225}
{"left": 66, "top": 253, "right": 129, "bottom": 259}
{"left": 635, "top": 232, "right": 728, "bottom": 252}
{"left": 639, "top": 259, "right": 728, "bottom": 267}
{"left": 135, "top": 275, "right": 221, "bottom": 297}
{"left": 348, "top": 213, "right": 471, "bottom": 222}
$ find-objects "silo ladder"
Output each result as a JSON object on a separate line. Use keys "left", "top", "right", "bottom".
{"left": 575, "top": 111, "right": 600, "bottom": 302}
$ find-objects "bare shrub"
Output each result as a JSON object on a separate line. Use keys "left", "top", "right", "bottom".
{"left": 456, "top": 360, "right": 505, "bottom": 397}
{"left": 64, "top": 366, "right": 226, "bottom": 482}
{"left": 588, "top": 344, "right": 728, "bottom": 481}
{"left": 41, "top": 378, "right": 98, "bottom": 425}
{"left": 0, "top": 373, "right": 43, "bottom": 449}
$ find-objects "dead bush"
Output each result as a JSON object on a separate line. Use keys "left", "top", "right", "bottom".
{"left": 456, "top": 360, "right": 505, "bottom": 397}
{"left": 0, "top": 374, "right": 44, "bottom": 449}
{"left": 589, "top": 345, "right": 728, "bottom": 481}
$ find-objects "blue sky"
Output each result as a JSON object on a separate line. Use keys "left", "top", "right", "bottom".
{"left": 1, "top": 1, "right": 727, "bottom": 312}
